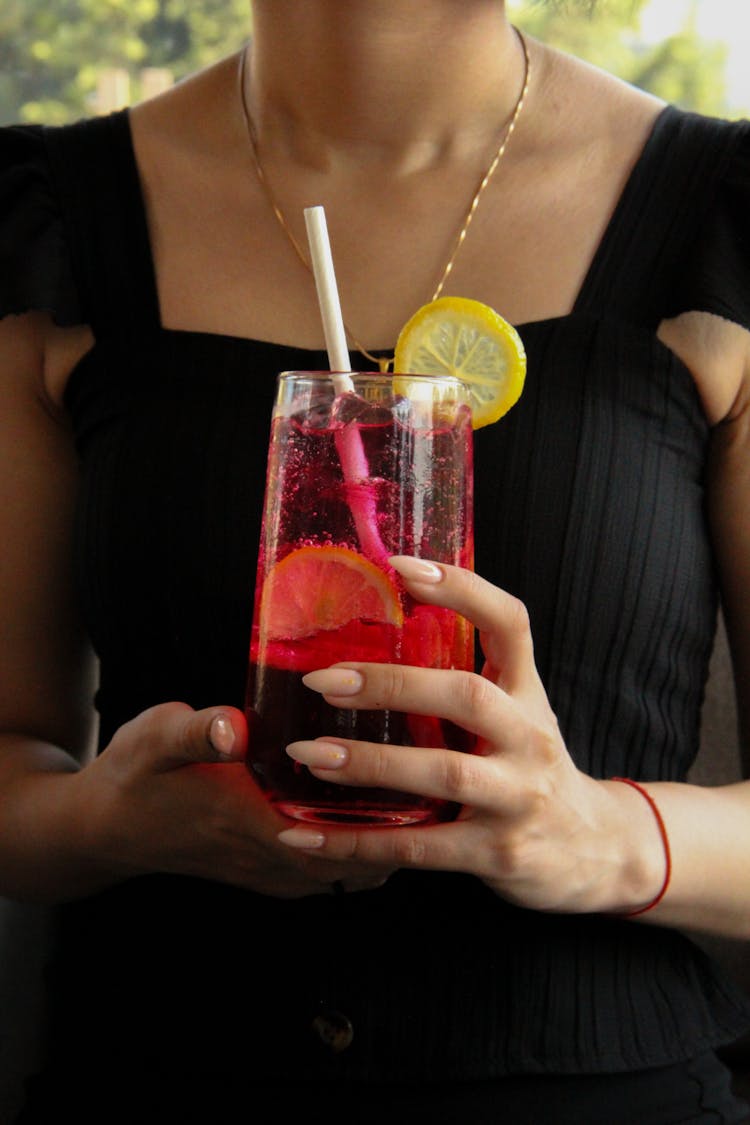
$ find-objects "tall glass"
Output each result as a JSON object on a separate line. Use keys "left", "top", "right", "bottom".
{"left": 245, "top": 371, "right": 475, "bottom": 826}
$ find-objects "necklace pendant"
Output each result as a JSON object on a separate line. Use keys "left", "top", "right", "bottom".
{"left": 378, "top": 356, "right": 393, "bottom": 374}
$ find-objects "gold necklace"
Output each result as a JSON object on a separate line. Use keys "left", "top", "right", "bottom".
{"left": 238, "top": 28, "right": 530, "bottom": 372}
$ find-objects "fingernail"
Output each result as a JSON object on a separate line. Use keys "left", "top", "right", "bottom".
{"left": 209, "top": 714, "right": 236, "bottom": 759}
{"left": 303, "top": 668, "right": 364, "bottom": 696}
{"left": 286, "top": 740, "right": 349, "bottom": 768}
{"left": 278, "top": 827, "right": 327, "bottom": 849}
{"left": 389, "top": 556, "right": 444, "bottom": 584}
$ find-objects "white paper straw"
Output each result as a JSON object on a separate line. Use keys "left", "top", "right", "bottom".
{"left": 303, "top": 206, "right": 354, "bottom": 393}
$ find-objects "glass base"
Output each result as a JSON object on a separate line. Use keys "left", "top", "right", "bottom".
{"left": 277, "top": 801, "right": 438, "bottom": 827}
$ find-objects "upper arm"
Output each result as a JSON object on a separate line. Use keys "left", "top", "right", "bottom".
{"left": 704, "top": 338, "right": 750, "bottom": 760}
{"left": 658, "top": 311, "right": 750, "bottom": 756}
{"left": 0, "top": 311, "right": 96, "bottom": 758}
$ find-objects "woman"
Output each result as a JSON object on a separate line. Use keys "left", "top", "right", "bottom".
{"left": 1, "top": 1, "right": 749, "bottom": 1121}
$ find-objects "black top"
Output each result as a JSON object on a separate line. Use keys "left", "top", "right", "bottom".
{"left": 2, "top": 105, "right": 750, "bottom": 1086}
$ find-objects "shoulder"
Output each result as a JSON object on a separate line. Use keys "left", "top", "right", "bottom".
{"left": 648, "top": 105, "right": 750, "bottom": 423}
{"left": 0, "top": 111, "right": 149, "bottom": 405}
{"left": 525, "top": 36, "right": 747, "bottom": 195}
{"left": 0, "top": 119, "right": 85, "bottom": 328}
{"left": 533, "top": 39, "right": 750, "bottom": 221}
{"left": 512, "top": 37, "right": 668, "bottom": 257}
{"left": 524, "top": 37, "right": 666, "bottom": 168}
{"left": 129, "top": 53, "right": 242, "bottom": 178}
{"left": 127, "top": 53, "right": 246, "bottom": 257}
{"left": 526, "top": 38, "right": 750, "bottom": 423}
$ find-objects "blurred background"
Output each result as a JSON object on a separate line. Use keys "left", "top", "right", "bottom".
{"left": 0, "top": 0, "right": 748, "bottom": 125}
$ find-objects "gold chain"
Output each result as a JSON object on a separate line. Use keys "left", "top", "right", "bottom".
{"left": 238, "top": 28, "right": 530, "bottom": 372}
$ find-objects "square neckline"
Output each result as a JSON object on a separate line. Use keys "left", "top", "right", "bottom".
{"left": 115, "top": 102, "right": 676, "bottom": 351}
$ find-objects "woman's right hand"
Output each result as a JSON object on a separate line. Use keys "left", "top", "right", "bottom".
{"left": 72, "top": 701, "right": 392, "bottom": 899}
{"left": 0, "top": 315, "right": 390, "bottom": 902}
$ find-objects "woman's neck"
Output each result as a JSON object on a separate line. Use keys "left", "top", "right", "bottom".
{"left": 247, "top": 0, "right": 524, "bottom": 175}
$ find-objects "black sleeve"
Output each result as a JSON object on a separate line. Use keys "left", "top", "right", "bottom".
{"left": 0, "top": 124, "right": 85, "bottom": 325}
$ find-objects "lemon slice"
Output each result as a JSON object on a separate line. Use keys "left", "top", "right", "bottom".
{"left": 261, "top": 545, "right": 404, "bottom": 641}
{"left": 393, "top": 296, "right": 526, "bottom": 428}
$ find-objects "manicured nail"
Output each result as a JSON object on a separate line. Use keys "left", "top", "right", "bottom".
{"left": 389, "top": 556, "right": 444, "bottom": 584}
{"left": 286, "top": 740, "right": 349, "bottom": 768}
{"left": 278, "top": 827, "right": 326, "bottom": 849}
{"left": 209, "top": 714, "right": 236, "bottom": 759}
{"left": 303, "top": 668, "right": 364, "bottom": 696}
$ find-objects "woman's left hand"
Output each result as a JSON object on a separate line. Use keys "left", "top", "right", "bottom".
{"left": 278, "top": 557, "right": 666, "bottom": 915}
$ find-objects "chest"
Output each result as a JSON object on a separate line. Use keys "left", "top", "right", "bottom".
{"left": 143, "top": 133, "right": 635, "bottom": 353}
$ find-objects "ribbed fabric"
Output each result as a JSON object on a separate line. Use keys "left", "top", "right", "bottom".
{"left": 2, "top": 106, "right": 750, "bottom": 1088}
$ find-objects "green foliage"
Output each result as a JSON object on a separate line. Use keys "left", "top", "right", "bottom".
{"left": 0, "top": 0, "right": 251, "bottom": 124}
{"left": 629, "top": 28, "right": 728, "bottom": 116}
{"left": 508, "top": 0, "right": 730, "bottom": 116}
{"left": 0, "top": 0, "right": 734, "bottom": 125}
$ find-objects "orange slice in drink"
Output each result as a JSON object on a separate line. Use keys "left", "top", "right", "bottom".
{"left": 393, "top": 296, "right": 526, "bottom": 429}
{"left": 261, "top": 545, "right": 404, "bottom": 641}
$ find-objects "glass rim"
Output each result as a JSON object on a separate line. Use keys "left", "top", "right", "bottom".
{"left": 277, "top": 369, "right": 466, "bottom": 386}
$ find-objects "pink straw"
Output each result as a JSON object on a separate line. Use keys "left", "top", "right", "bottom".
{"left": 303, "top": 206, "right": 389, "bottom": 567}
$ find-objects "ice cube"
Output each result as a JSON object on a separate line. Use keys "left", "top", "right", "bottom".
{"left": 293, "top": 397, "right": 333, "bottom": 431}
{"left": 330, "top": 390, "right": 370, "bottom": 426}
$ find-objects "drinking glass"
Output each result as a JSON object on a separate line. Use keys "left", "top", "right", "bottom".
{"left": 245, "top": 370, "right": 475, "bottom": 826}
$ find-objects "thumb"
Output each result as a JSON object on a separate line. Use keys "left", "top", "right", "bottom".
{"left": 125, "top": 702, "right": 248, "bottom": 772}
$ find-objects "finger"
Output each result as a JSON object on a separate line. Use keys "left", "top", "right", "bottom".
{"left": 389, "top": 556, "right": 537, "bottom": 694}
{"left": 278, "top": 820, "right": 483, "bottom": 876}
{"left": 120, "top": 702, "right": 248, "bottom": 772}
{"left": 301, "top": 663, "right": 525, "bottom": 747}
{"left": 286, "top": 737, "right": 506, "bottom": 813}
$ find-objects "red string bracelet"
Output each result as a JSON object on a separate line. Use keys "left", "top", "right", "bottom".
{"left": 610, "top": 777, "right": 672, "bottom": 917}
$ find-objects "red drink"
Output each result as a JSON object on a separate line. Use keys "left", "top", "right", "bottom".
{"left": 245, "top": 372, "right": 474, "bottom": 826}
